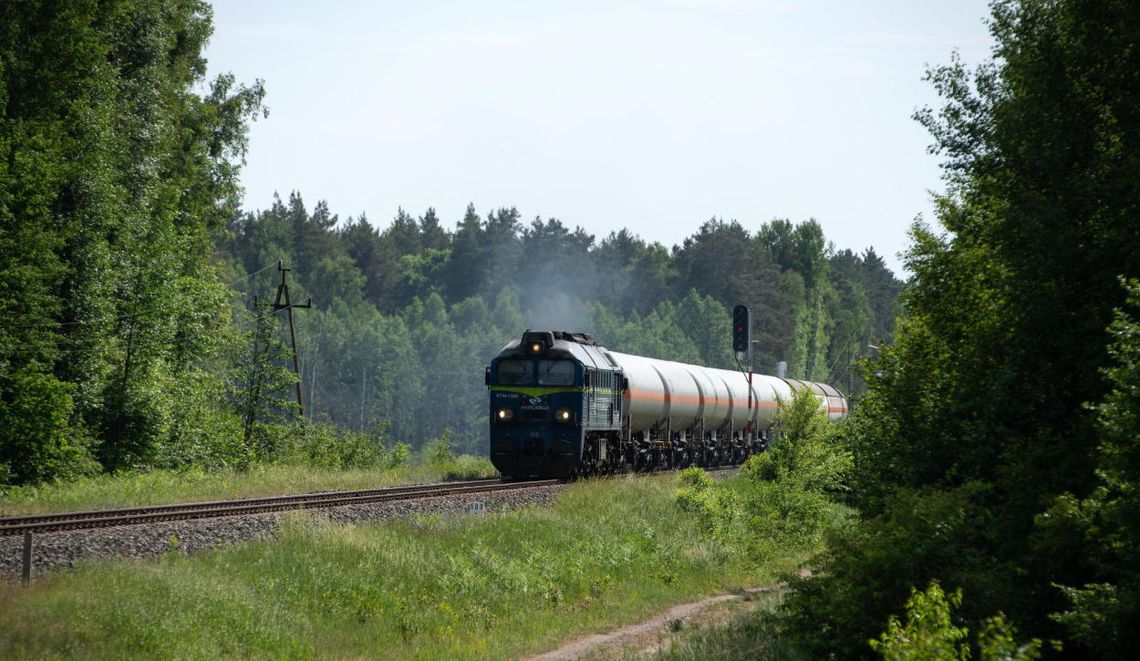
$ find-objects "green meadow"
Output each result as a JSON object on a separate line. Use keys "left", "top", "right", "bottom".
{"left": 0, "top": 472, "right": 818, "bottom": 659}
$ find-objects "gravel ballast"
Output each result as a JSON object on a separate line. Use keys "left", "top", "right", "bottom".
{"left": 0, "top": 484, "right": 566, "bottom": 580}
{"left": 0, "top": 467, "right": 738, "bottom": 581}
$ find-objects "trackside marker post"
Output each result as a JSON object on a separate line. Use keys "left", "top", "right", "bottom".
{"left": 22, "top": 531, "right": 32, "bottom": 586}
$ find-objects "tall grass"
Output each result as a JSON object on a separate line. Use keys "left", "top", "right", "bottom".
{"left": 0, "top": 474, "right": 816, "bottom": 659}
{"left": 0, "top": 456, "right": 497, "bottom": 515}
{"left": 651, "top": 590, "right": 813, "bottom": 660}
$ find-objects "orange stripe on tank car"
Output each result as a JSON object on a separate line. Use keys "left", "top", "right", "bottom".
{"left": 828, "top": 406, "right": 847, "bottom": 414}
{"left": 627, "top": 390, "right": 778, "bottom": 411}
{"left": 626, "top": 389, "right": 701, "bottom": 405}
{"left": 626, "top": 388, "right": 665, "bottom": 402}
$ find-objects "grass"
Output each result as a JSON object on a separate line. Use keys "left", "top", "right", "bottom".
{"left": 655, "top": 590, "right": 805, "bottom": 660}
{"left": 0, "top": 456, "right": 498, "bottom": 516}
{"left": 0, "top": 473, "right": 818, "bottom": 659}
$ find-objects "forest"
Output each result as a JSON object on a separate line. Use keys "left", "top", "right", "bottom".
{"left": 216, "top": 200, "right": 900, "bottom": 456}
{"left": 0, "top": 1, "right": 901, "bottom": 485}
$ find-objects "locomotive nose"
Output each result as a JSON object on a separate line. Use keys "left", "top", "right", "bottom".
{"left": 490, "top": 426, "right": 578, "bottom": 479}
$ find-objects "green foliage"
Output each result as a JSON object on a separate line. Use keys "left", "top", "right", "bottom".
{"left": 0, "top": 368, "right": 96, "bottom": 484}
{"left": 679, "top": 465, "right": 714, "bottom": 489}
{"left": 233, "top": 300, "right": 299, "bottom": 464}
{"left": 424, "top": 428, "right": 455, "bottom": 467}
{"left": 386, "top": 440, "right": 411, "bottom": 470}
{"left": 779, "top": 1, "right": 1140, "bottom": 656}
{"left": 280, "top": 422, "right": 375, "bottom": 470}
{"left": 779, "top": 482, "right": 1006, "bottom": 658}
{"left": 871, "top": 582, "right": 1045, "bottom": 661}
{"left": 871, "top": 582, "right": 970, "bottom": 661}
{"left": 977, "top": 614, "right": 1049, "bottom": 661}
{"left": 676, "top": 393, "right": 851, "bottom": 565}
{"left": 0, "top": 0, "right": 264, "bottom": 482}
{"left": 743, "top": 388, "right": 851, "bottom": 493}
{"left": 675, "top": 467, "right": 746, "bottom": 545}
{"left": 1042, "top": 280, "right": 1140, "bottom": 656}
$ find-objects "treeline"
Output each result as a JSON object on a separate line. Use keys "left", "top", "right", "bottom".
{"left": 0, "top": 1, "right": 901, "bottom": 487}
{"left": 0, "top": 1, "right": 265, "bottom": 485}
{"left": 773, "top": 1, "right": 1140, "bottom": 658}
{"left": 214, "top": 195, "right": 901, "bottom": 455}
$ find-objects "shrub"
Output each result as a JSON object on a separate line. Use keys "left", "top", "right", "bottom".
{"left": 423, "top": 428, "right": 455, "bottom": 467}
{"left": 778, "top": 483, "right": 1009, "bottom": 658}
{"left": 742, "top": 388, "right": 851, "bottom": 494}
{"left": 871, "top": 581, "right": 1046, "bottom": 661}
{"left": 675, "top": 390, "right": 851, "bottom": 566}
{"left": 675, "top": 467, "right": 746, "bottom": 546}
{"left": 386, "top": 442, "right": 410, "bottom": 469}
{"left": 0, "top": 369, "right": 98, "bottom": 484}
{"left": 870, "top": 582, "right": 970, "bottom": 661}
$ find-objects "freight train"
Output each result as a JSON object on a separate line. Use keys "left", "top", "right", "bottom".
{"left": 486, "top": 330, "right": 848, "bottom": 479}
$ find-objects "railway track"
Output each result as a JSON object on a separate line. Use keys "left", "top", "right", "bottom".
{"left": 0, "top": 478, "right": 559, "bottom": 537}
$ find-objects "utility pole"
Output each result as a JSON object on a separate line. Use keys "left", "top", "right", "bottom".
{"left": 272, "top": 261, "right": 312, "bottom": 418}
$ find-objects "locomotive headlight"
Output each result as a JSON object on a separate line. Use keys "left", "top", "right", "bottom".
{"left": 496, "top": 407, "right": 514, "bottom": 422}
{"left": 554, "top": 407, "right": 573, "bottom": 423}
{"left": 529, "top": 342, "right": 543, "bottom": 354}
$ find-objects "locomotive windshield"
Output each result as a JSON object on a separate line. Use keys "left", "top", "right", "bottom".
{"left": 495, "top": 359, "right": 577, "bottom": 385}
{"left": 537, "top": 360, "right": 576, "bottom": 385}
{"left": 496, "top": 360, "right": 531, "bottom": 385}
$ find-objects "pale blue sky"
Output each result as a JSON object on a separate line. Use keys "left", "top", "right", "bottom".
{"left": 205, "top": 0, "right": 994, "bottom": 275}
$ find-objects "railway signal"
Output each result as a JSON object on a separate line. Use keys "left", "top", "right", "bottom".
{"left": 732, "top": 304, "right": 754, "bottom": 438}
{"left": 732, "top": 305, "right": 751, "bottom": 357}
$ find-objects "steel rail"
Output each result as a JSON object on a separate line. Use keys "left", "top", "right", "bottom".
{"left": 0, "top": 478, "right": 505, "bottom": 526}
{"left": 0, "top": 479, "right": 558, "bottom": 536}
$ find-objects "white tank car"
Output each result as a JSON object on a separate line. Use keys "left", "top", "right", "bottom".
{"left": 607, "top": 351, "right": 847, "bottom": 437}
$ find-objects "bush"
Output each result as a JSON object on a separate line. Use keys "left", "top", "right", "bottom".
{"left": 675, "top": 390, "right": 852, "bottom": 566}
{"left": 778, "top": 483, "right": 1007, "bottom": 658}
{"left": 679, "top": 465, "right": 714, "bottom": 489}
{"left": 0, "top": 368, "right": 98, "bottom": 484}
{"left": 742, "top": 388, "right": 851, "bottom": 494}
{"left": 386, "top": 441, "right": 410, "bottom": 470}
{"left": 871, "top": 581, "right": 1046, "bottom": 661}
{"left": 279, "top": 420, "right": 417, "bottom": 470}
{"left": 870, "top": 582, "right": 970, "bottom": 661}
{"left": 675, "top": 467, "right": 746, "bottom": 547}
{"left": 423, "top": 428, "right": 455, "bottom": 467}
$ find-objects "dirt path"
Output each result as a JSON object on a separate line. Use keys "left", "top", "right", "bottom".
{"left": 525, "top": 575, "right": 805, "bottom": 661}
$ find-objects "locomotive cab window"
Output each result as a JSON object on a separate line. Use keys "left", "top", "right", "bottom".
{"left": 537, "top": 360, "right": 576, "bottom": 385}
{"left": 496, "top": 360, "right": 532, "bottom": 385}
